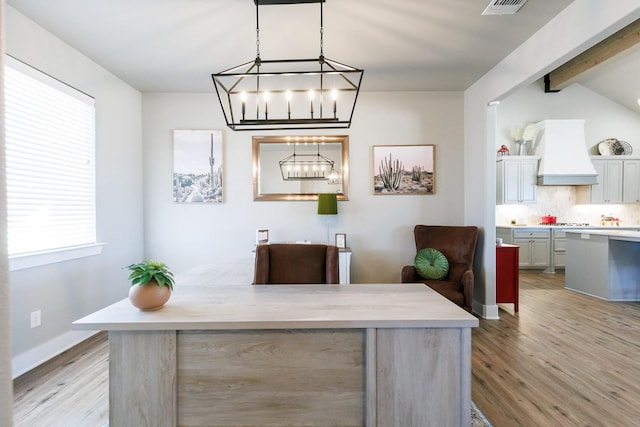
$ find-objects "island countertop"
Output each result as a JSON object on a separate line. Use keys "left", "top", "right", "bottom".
{"left": 72, "top": 283, "right": 478, "bottom": 331}
{"left": 565, "top": 229, "right": 640, "bottom": 301}
{"left": 564, "top": 229, "right": 640, "bottom": 242}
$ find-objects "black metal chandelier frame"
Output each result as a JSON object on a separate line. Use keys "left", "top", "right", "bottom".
{"left": 212, "top": 0, "right": 364, "bottom": 131}
{"left": 279, "top": 143, "right": 339, "bottom": 181}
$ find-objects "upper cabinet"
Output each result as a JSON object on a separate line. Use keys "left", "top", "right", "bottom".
{"left": 577, "top": 157, "right": 640, "bottom": 204}
{"left": 622, "top": 159, "right": 640, "bottom": 203}
{"left": 496, "top": 156, "right": 539, "bottom": 204}
{"left": 592, "top": 159, "right": 623, "bottom": 204}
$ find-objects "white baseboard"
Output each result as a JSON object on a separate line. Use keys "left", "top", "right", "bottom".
{"left": 12, "top": 329, "right": 99, "bottom": 379}
{"left": 473, "top": 301, "right": 499, "bottom": 320}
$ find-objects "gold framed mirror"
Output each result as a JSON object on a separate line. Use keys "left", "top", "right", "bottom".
{"left": 252, "top": 135, "right": 349, "bottom": 201}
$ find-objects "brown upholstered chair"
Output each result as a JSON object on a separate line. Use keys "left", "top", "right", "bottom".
{"left": 401, "top": 225, "right": 479, "bottom": 312}
{"left": 253, "top": 243, "right": 340, "bottom": 284}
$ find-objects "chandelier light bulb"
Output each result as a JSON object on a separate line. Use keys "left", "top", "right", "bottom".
{"left": 331, "top": 89, "right": 338, "bottom": 119}
{"left": 286, "top": 90, "right": 292, "bottom": 119}
{"left": 263, "top": 91, "right": 270, "bottom": 119}
{"left": 309, "top": 90, "right": 315, "bottom": 118}
{"left": 240, "top": 91, "right": 247, "bottom": 120}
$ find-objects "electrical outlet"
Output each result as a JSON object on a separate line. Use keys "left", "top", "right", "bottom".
{"left": 30, "top": 310, "right": 41, "bottom": 328}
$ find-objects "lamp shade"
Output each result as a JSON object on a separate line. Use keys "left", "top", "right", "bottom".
{"left": 317, "top": 193, "right": 338, "bottom": 215}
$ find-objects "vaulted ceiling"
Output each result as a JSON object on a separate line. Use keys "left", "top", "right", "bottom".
{"left": 545, "top": 18, "right": 640, "bottom": 115}
{"left": 7, "top": 0, "right": 574, "bottom": 93}
{"left": 569, "top": 42, "right": 640, "bottom": 115}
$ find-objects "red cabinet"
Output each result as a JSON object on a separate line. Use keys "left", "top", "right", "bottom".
{"left": 496, "top": 244, "right": 519, "bottom": 313}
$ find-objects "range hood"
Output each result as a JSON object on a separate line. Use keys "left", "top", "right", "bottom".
{"left": 528, "top": 119, "right": 597, "bottom": 185}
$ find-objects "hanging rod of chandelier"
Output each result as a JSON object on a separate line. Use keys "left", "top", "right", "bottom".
{"left": 212, "top": 0, "right": 364, "bottom": 131}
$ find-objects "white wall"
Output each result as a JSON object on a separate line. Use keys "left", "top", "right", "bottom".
{"left": 497, "top": 80, "right": 640, "bottom": 155}
{"left": 464, "top": 0, "right": 640, "bottom": 318}
{"left": 0, "top": 0, "right": 14, "bottom": 419}
{"left": 6, "top": 6, "right": 144, "bottom": 377}
{"left": 142, "top": 91, "right": 465, "bottom": 284}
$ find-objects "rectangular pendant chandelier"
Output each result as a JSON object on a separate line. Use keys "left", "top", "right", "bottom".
{"left": 212, "top": 0, "right": 364, "bottom": 131}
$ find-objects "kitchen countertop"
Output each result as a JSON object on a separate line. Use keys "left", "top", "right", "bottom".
{"left": 564, "top": 229, "right": 640, "bottom": 242}
{"left": 497, "top": 224, "right": 640, "bottom": 274}
{"left": 497, "top": 225, "right": 640, "bottom": 229}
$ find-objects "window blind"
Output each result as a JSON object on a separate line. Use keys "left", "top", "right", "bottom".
{"left": 4, "top": 56, "right": 96, "bottom": 256}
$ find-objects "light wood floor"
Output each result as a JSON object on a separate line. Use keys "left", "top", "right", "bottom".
{"left": 473, "top": 272, "right": 640, "bottom": 426}
{"left": 13, "top": 332, "right": 108, "bottom": 427}
{"left": 13, "top": 273, "right": 640, "bottom": 426}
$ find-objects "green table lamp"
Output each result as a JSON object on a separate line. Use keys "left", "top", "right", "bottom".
{"left": 317, "top": 193, "right": 338, "bottom": 244}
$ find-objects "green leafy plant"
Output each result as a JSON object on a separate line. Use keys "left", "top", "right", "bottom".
{"left": 123, "top": 259, "right": 175, "bottom": 290}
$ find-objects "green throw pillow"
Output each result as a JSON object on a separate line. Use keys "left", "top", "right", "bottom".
{"left": 414, "top": 248, "right": 449, "bottom": 280}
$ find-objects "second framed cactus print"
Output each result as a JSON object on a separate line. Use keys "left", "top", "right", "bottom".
{"left": 372, "top": 144, "right": 435, "bottom": 195}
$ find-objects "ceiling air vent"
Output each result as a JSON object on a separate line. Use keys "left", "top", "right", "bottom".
{"left": 481, "top": 0, "right": 528, "bottom": 15}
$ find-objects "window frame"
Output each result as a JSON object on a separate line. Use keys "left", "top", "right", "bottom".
{"left": 4, "top": 55, "right": 103, "bottom": 270}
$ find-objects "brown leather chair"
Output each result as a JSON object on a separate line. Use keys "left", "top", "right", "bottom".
{"left": 253, "top": 243, "right": 340, "bottom": 284}
{"left": 401, "top": 225, "right": 479, "bottom": 312}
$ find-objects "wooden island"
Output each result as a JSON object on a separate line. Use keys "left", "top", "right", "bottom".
{"left": 72, "top": 282, "right": 478, "bottom": 426}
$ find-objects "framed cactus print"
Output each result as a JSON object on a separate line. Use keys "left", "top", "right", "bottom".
{"left": 372, "top": 144, "right": 435, "bottom": 195}
{"left": 173, "top": 130, "right": 223, "bottom": 203}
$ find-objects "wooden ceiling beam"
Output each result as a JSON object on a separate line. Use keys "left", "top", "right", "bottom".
{"left": 545, "top": 18, "right": 640, "bottom": 92}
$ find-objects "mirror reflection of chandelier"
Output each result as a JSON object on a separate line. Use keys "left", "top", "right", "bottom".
{"left": 279, "top": 143, "right": 339, "bottom": 181}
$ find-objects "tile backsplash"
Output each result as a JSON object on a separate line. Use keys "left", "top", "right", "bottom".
{"left": 496, "top": 186, "right": 640, "bottom": 226}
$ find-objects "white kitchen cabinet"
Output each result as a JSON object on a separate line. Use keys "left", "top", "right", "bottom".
{"left": 622, "top": 159, "right": 640, "bottom": 203}
{"left": 498, "top": 227, "right": 550, "bottom": 270}
{"left": 552, "top": 229, "right": 567, "bottom": 270}
{"left": 513, "top": 237, "right": 550, "bottom": 268}
{"left": 577, "top": 158, "right": 640, "bottom": 204}
{"left": 592, "top": 159, "right": 622, "bottom": 203}
{"left": 496, "top": 157, "right": 539, "bottom": 204}
{"left": 496, "top": 227, "right": 513, "bottom": 244}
